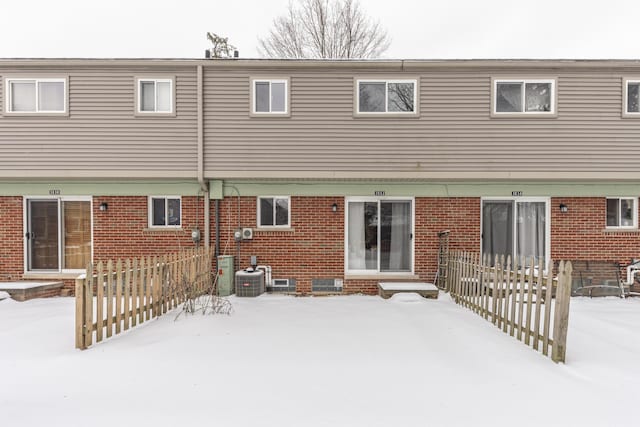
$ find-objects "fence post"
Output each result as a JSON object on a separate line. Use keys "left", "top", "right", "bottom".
{"left": 552, "top": 261, "right": 573, "bottom": 363}
{"left": 445, "top": 252, "right": 452, "bottom": 293}
{"left": 75, "top": 275, "right": 86, "bottom": 349}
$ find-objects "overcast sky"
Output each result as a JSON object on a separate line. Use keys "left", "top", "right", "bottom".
{"left": 2, "top": 0, "right": 639, "bottom": 59}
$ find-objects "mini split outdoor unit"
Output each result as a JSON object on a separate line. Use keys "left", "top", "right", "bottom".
{"left": 235, "top": 269, "right": 265, "bottom": 297}
{"left": 242, "top": 228, "right": 253, "bottom": 240}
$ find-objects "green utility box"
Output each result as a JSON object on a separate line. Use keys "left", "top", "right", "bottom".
{"left": 217, "top": 255, "right": 235, "bottom": 296}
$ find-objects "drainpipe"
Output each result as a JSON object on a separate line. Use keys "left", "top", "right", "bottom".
{"left": 196, "top": 64, "right": 210, "bottom": 247}
{"left": 215, "top": 199, "right": 220, "bottom": 258}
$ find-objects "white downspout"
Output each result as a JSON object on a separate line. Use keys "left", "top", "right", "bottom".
{"left": 196, "top": 64, "right": 210, "bottom": 247}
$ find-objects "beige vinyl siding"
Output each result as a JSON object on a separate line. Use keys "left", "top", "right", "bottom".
{"left": 203, "top": 66, "right": 640, "bottom": 179}
{"left": 2, "top": 59, "right": 640, "bottom": 181}
{"left": 0, "top": 66, "right": 197, "bottom": 178}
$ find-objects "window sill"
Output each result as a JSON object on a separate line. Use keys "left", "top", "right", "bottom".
{"left": 143, "top": 227, "right": 185, "bottom": 233}
{"left": 134, "top": 111, "right": 177, "bottom": 118}
{"left": 344, "top": 273, "right": 419, "bottom": 280}
{"left": 353, "top": 112, "right": 419, "bottom": 119}
{"left": 255, "top": 227, "right": 295, "bottom": 233}
{"left": 490, "top": 112, "right": 558, "bottom": 119}
{"left": 23, "top": 272, "right": 84, "bottom": 280}
{"left": 2, "top": 111, "right": 69, "bottom": 117}
{"left": 603, "top": 228, "right": 640, "bottom": 233}
{"left": 249, "top": 112, "right": 291, "bottom": 118}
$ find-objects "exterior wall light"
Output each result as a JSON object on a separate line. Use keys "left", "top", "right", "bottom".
{"left": 99, "top": 202, "right": 108, "bottom": 211}
{"left": 332, "top": 203, "right": 338, "bottom": 212}
{"left": 559, "top": 203, "right": 568, "bottom": 213}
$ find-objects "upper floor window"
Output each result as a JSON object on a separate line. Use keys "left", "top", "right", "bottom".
{"left": 5, "top": 78, "right": 66, "bottom": 113}
{"left": 606, "top": 197, "right": 637, "bottom": 228}
{"left": 493, "top": 79, "right": 555, "bottom": 115}
{"left": 357, "top": 80, "right": 417, "bottom": 114}
{"left": 258, "top": 196, "right": 290, "bottom": 227}
{"left": 252, "top": 79, "right": 288, "bottom": 114}
{"left": 625, "top": 80, "right": 640, "bottom": 114}
{"left": 137, "top": 78, "right": 173, "bottom": 114}
{"left": 149, "top": 196, "right": 181, "bottom": 228}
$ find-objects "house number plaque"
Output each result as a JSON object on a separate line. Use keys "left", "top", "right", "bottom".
{"left": 49, "top": 189, "right": 61, "bottom": 195}
{"left": 511, "top": 191, "right": 523, "bottom": 197}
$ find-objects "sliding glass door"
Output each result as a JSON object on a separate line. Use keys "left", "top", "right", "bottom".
{"left": 347, "top": 198, "right": 413, "bottom": 273}
{"left": 27, "top": 200, "right": 59, "bottom": 270}
{"left": 26, "top": 198, "right": 92, "bottom": 272}
{"left": 482, "top": 199, "right": 548, "bottom": 266}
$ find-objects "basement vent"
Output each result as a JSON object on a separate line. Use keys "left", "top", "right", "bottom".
{"left": 267, "top": 278, "right": 296, "bottom": 293}
{"left": 312, "top": 278, "right": 343, "bottom": 293}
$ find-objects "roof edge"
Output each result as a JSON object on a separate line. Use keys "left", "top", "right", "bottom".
{"left": 1, "top": 58, "right": 640, "bottom": 69}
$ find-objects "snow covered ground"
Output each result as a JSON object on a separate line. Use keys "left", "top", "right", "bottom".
{"left": 1, "top": 293, "right": 639, "bottom": 427}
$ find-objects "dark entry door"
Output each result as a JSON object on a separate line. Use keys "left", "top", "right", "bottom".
{"left": 27, "top": 200, "right": 59, "bottom": 270}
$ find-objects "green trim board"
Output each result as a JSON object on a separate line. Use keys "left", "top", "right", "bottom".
{"left": 0, "top": 181, "right": 204, "bottom": 196}
{"left": 4, "top": 179, "right": 640, "bottom": 198}
{"left": 215, "top": 180, "right": 640, "bottom": 198}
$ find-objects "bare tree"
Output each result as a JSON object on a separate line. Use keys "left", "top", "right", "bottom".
{"left": 206, "top": 32, "right": 237, "bottom": 58}
{"left": 258, "top": 0, "right": 390, "bottom": 59}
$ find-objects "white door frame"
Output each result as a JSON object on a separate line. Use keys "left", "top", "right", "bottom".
{"left": 480, "top": 197, "right": 551, "bottom": 269}
{"left": 23, "top": 195, "right": 93, "bottom": 273}
{"left": 344, "top": 196, "right": 415, "bottom": 275}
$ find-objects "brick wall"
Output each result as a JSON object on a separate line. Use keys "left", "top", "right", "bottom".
{"left": 212, "top": 196, "right": 481, "bottom": 294}
{"left": 215, "top": 196, "right": 345, "bottom": 293}
{"left": 92, "top": 195, "right": 201, "bottom": 262}
{"left": 551, "top": 197, "right": 640, "bottom": 265}
{"left": 0, "top": 195, "right": 202, "bottom": 293}
{"left": 551, "top": 196, "right": 640, "bottom": 291}
{"left": 0, "top": 196, "right": 23, "bottom": 281}
{"left": 415, "top": 197, "right": 481, "bottom": 281}
{"left": 4, "top": 194, "right": 640, "bottom": 297}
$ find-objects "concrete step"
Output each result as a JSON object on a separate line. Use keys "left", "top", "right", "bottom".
{"left": 0, "top": 281, "right": 64, "bottom": 301}
{"left": 378, "top": 282, "right": 439, "bottom": 299}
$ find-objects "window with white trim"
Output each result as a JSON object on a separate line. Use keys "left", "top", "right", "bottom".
{"left": 258, "top": 196, "right": 290, "bottom": 227}
{"left": 494, "top": 79, "right": 555, "bottom": 114}
{"left": 253, "top": 80, "right": 288, "bottom": 114}
{"left": 6, "top": 78, "right": 66, "bottom": 113}
{"left": 357, "top": 80, "right": 416, "bottom": 113}
{"left": 625, "top": 81, "right": 640, "bottom": 114}
{"left": 149, "top": 196, "right": 181, "bottom": 227}
{"left": 138, "top": 79, "right": 173, "bottom": 113}
{"left": 606, "top": 198, "right": 637, "bottom": 228}
{"left": 346, "top": 198, "right": 413, "bottom": 273}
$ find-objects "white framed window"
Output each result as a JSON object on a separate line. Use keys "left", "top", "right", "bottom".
{"left": 493, "top": 79, "right": 555, "bottom": 114}
{"left": 252, "top": 79, "right": 288, "bottom": 114}
{"left": 606, "top": 197, "right": 637, "bottom": 228}
{"left": 148, "top": 196, "right": 181, "bottom": 228}
{"left": 23, "top": 196, "right": 92, "bottom": 273}
{"left": 481, "top": 197, "right": 550, "bottom": 269}
{"left": 5, "top": 78, "right": 66, "bottom": 113}
{"left": 257, "top": 196, "right": 290, "bottom": 227}
{"left": 345, "top": 197, "right": 414, "bottom": 274}
{"left": 624, "top": 80, "right": 640, "bottom": 115}
{"left": 357, "top": 79, "right": 417, "bottom": 114}
{"left": 137, "top": 78, "right": 173, "bottom": 113}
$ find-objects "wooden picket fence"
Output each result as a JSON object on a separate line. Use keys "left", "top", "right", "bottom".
{"left": 75, "top": 247, "right": 214, "bottom": 350}
{"left": 445, "top": 252, "right": 572, "bottom": 363}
